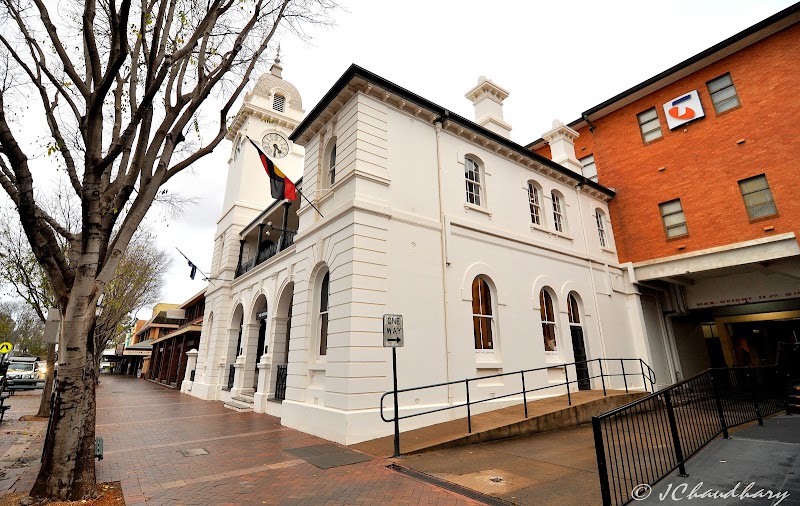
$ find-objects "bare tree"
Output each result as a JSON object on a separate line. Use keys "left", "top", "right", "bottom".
{"left": 0, "top": 0, "right": 335, "bottom": 498}
{"left": 0, "top": 217, "right": 170, "bottom": 418}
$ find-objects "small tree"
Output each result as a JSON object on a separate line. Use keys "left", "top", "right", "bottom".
{"left": 0, "top": 0, "right": 336, "bottom": 498}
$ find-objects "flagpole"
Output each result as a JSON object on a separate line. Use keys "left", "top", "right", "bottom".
{"left": 296, "top": 186, "right": 324, "bottom": 218}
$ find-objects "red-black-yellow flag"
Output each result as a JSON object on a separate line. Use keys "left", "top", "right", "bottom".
{"left": 249, "top": 138, "right": 297, "bottom": 201}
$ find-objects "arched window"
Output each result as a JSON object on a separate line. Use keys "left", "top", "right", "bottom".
{"left": 273, "top": 94, "right": 285, "bottom": 112}
{"left": 596, "top": 209, "right": 607, "bottom": 247}
{"left": 325, "top": 140, "right": 337, "bottom": 187}
{"left": 540, "top": 289, "right": 557, "bottom": 352}
{"left": 528, "top": 182, "right": 542, "bottom": 225}
{"left": 567, "top": 294, "right": 580, "bottom": 325}
{"left": 318, "top": 271, "right": 330, "bottom": 356}
{"left": 551, "top": 192, "right": 565, "bottom": 233}
{"left": 471, "top": 277, "right": 494, "bottom": 350}
{"left": 465, "top": 156, "right": 482, "bottom": 206}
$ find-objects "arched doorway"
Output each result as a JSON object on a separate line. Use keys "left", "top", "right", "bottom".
{"left": 273, "top": 282, "right": 294, "bottom": 401}
{"left": 252, "top": 294, "right": 268, "bottom": 390}
{"left": 568, "top": 293, "right": 590, "bottom": 390}
{"left": 227, "top": 304, "right": 244, "bottom": 390}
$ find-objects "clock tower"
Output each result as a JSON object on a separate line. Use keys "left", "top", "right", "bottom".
{"left": 213, "top": 56, "right": 305, "bottom": 281}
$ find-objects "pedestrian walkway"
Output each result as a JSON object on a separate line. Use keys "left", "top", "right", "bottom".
{"left": 0, "top": 391, "right": 45, "bottom": 496}
{"left": 641, "top": 415, "right": 800, "bottom": 505}
{"left": 4, "top": 374, "right": 486, "bottom": 505}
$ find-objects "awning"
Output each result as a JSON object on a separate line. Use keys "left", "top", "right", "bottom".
{"left": 147, "top": 325, "right": 202, "bottom": 347}
{"left": 125, "top": 340, "right": 154, "bottom": 350}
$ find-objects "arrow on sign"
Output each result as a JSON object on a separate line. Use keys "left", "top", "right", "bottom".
{"left": 386, "top": 338, "right": 401, "bottom": 342}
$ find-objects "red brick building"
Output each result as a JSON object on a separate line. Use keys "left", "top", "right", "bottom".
{"left": 531, "top": 4, "right": 800, "bottom": 384}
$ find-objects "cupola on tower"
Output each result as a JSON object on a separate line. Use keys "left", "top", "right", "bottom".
{"left": 213, "top": 53, "right": 305, "bottom": 280}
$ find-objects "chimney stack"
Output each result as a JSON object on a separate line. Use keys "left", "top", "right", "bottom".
{"left": 542, "top": 119, "right": 582, "bottom": 174}
{"left": 465, "top": 77, "right": 512, "bottom": 139}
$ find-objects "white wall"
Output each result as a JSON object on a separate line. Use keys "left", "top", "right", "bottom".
{"left": 196, "top": 86, "right": 650, "bottom": 445}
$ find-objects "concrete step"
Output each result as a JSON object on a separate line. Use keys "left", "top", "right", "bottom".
{"left": 224, "top": 399, "right": 254, "bottom": 412}
{"left": 238, "top": 393, "right": 255, "bottom": 402}
{"left": 350, "top": 389, "right": 645, "bottom": 458}
{"left": 231, "top": 395, "right": 254, "bottom": 404}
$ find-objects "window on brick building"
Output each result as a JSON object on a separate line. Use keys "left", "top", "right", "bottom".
{"left": 707, "top": 73, "right": 740, "bottom": 114}
{"left": 739, "top": 174, "right": 777, "bottom": 220}
{"left": 579, "top": 154, "right": 597, "bottom": 182}
{"left": 637, "top": 108, "right": 663, "bottom": 143}
{"left": 659, "top": 199, "right": 688, "bottom": 238}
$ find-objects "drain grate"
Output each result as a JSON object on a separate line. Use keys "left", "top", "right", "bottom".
{"left": 489, "top": 477, "right": 504, "bottom": 483}
{"left": 285, "top": 444, "right": 371, "bottom": 469}
{"left": 180, "top": 448, "right": 209, "bottom": 457}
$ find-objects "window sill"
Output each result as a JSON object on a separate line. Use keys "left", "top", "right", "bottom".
{"left": 530, "top": 225, "right": 573, "bottom": 241}
{"left": 464, "top": 203, "right": 492, "bottom": 218}
{"left": 600, "top": 247, "right": 617, "bottom": 254}
{"left": 544, "top": 354, "right": 561, "bottom": 365}
{"left": 748, "top": 212, "right": 778, "bottom": 224}
{"left": 666, "top": 233, "right": 689, "bottom": 242}
{"left": 475, "top": 359, "right": 502, "bottom": 370}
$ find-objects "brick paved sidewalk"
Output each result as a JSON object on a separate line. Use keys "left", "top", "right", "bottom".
{"left": 5, "top": 374, "right": 485, "bottom": 505}
{"left": 0, "top": 390, "right": 46, "bottom": 496}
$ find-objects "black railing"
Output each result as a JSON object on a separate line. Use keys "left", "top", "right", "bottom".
{"left": 227, "top": 364, "right": 235, "bottom": 390}
{"left": 235, "top": 231, "right": 298, "bottom": 278}
{"left": 275, "top": 365, "right": 288, "bottom": 401}
{"left": 380, "top": 358, "right": 655, "bottom": 454}
{"left": 592, "top": 365, "right": 788, "bottom": 506}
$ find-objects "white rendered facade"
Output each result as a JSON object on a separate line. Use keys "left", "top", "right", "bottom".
{"left": 189, "top": 65, "right": 653, "bottom": 445}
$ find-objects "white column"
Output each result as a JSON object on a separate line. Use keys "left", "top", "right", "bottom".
{"left": 230, "top": 355, "right": 246, "bottom": 397}
{"left": 180, "top": 349, "right": 199, "bottom": 393}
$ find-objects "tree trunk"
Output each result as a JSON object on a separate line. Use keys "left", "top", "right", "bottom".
{"left": 31, "top": 277, "right": 99, "bottom": 500}
{"left": 36, "top": 343, "right": 56, "bottom": 418}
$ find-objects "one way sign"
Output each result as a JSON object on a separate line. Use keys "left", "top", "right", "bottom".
{"left": 383, "top": 314, "right": 404, "bottom": 348}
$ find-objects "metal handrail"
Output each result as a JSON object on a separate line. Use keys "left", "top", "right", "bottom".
{"left": 591, "top": 364, "right": 788, "bottom": 506}
{"left": 380, "top": 357, "right": 655, "bottom": 437}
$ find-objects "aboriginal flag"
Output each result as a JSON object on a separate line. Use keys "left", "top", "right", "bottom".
{"left": 248, "top": 138, "right": 297, "bottom": 201}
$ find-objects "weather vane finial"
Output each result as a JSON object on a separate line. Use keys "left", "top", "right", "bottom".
{"left": 275, "top": 44, "right": 282, "bottom": 65}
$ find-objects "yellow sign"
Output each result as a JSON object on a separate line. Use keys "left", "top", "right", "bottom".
{"left": 0, "top": 342, "right": 12, "bottom": 354}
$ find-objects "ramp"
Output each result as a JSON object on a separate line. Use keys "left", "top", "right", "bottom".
{"left": 352, "top": 389, "right": 645, "bottom": 457}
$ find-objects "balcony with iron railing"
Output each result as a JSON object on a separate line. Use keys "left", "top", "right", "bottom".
{"left": 235, "top": 197, "right": 301, "bottom": 279}
{"left": 236, "top": 230, "right": 297, "bottom": 278}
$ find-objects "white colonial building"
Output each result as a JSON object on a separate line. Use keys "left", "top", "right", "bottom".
{"left": 187, "top": 62, "right": 655, "bottom": 445}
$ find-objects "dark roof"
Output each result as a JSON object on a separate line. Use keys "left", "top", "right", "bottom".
{"left": 290, "top": 65, "right": 614, "bottom": 198}
{"left": 526, "top": 2, "right": 800, "bottom": 148}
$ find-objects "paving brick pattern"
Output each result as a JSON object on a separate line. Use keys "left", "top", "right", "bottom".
{"left": 0, "top": 391, "right": 45, "bottom": 495}
{"left": 91, "top": 375, "right": 483, "bottom": 505}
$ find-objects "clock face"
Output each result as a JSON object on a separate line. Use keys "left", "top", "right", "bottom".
{"left": 262, "top": 133, "right": 289, "bottom": 159}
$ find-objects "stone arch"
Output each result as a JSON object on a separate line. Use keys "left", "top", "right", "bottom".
{"left": 461, "top": 262, "right": 503, "bottom": 305}
{"left": 531, "top": 275, "right": 557, "bottom": 310}
{"left": 227, "top": 303, "right": 245, "bottom": 366}
{"left": 559, "top": 281, "right": 591, "bottom": 316}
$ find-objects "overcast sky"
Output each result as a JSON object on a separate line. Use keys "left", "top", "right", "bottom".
{"left": 146, "top": 0, "right": 795, "bottom": 319}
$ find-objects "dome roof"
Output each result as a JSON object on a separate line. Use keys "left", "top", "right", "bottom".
{"left": 251, "top": 65, "right": 302, "bottom": 110}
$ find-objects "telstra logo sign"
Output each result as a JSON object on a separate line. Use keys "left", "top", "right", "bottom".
{"left": 663, "top": 89, "right": 705, "bottom": 130}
